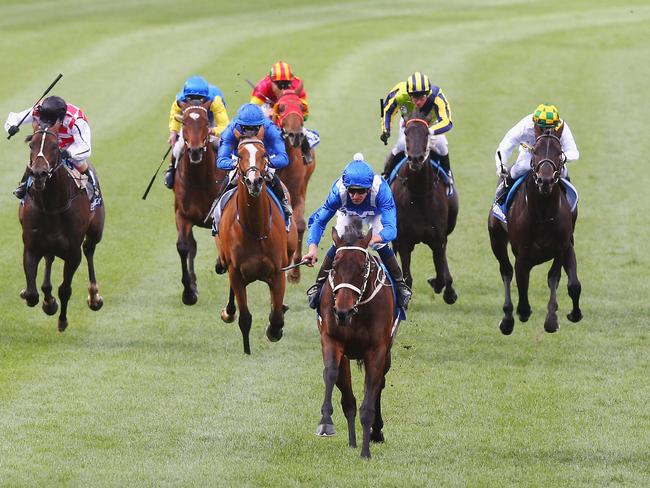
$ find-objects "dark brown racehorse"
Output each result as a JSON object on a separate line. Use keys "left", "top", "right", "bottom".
{"left": 173, "top": 100, "right": 227, "bottom": 305}
{"left": 390, "top": 112, "right": 459, "bottom": 304}
{"left": 315, "top": 221, "right": 396, "bottom": 459}
{"left": 272, "top": 90, "right": 315, "bottom": 283}
{"left": 215, "top": 131, "right": 298, "bottom": 354}
{"left": 19, "top": 122, "right": 105, "bottom": 332}
{"left": 488, "top": 126, "right": 582, "bottom": 334}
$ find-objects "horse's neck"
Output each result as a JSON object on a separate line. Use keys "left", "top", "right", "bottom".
{"left": 406, "top": 158, "right": 435, "bottom": 190}
{"left": 525, "top": 177, "right": 562, "bottom": 220}
{"left": 236, "top": 180, "right": 271, "bottom": 234}
{"left": 35, "top": 169, "right": 71, "bottom": 210}
{"left": 179, "top": 146, "right": 216, "bottom": 180}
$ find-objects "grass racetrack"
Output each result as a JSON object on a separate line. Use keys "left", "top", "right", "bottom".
{"left": 0, "top": 1, "right": 648, "bottom": 486}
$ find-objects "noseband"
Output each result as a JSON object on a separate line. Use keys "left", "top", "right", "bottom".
{"left": 531, "top": 132, "right": 565, "bottom": 186}
{"left": 237, "top": 139, "right": 270, "bottom": 190}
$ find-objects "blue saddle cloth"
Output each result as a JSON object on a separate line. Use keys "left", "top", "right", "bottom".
{"left": 491, "top": 173, "right": 579, "bottom": 224}
{"left": 388, "top": 157, "right": 454, "bottom": 196}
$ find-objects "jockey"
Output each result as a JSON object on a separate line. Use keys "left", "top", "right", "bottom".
{"left": 302, "top": 153, "right": 412, "bottom": 310}
{"left": 164, "top": 75, "right": 230, "bottom": 188}
{"left": 493, "top": 103, "right": 579, "bottom": 205}
{"left": 217, "top": 103, "right": 292, "bottom": 217}
{"left": 250, "top": 60, "right": 313, "bottom": 163}
{"left": 4, "top": 95, "right": 98, "bottom": 200}
{"left": 381, "top": 72, "right": 454, "bottom": 184}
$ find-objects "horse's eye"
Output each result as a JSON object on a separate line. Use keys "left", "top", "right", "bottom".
{"left": 278, "top": 106, "right": 285, "bottom": 113}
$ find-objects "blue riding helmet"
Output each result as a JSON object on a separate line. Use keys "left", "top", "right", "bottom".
{"left": 235, "top": 103, "right": 266, "bottom": 127}
{"left": 183, "top": 75, "right": 210, "bottom": 98}
{"left": 342, "top": 159, "right": 375, "bottom": 190}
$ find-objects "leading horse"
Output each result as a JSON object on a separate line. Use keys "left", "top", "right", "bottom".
{"left": 390, "top": 111, "right": 459, "bottom": 304}
{"left": 172, "top": 100, "right": 227, "bottom": 305}
{"left": 216, "top": 131, "right": 298, "bottom": 354}
{"left": 272, "top": 90, "right": 316, "bottom": 283}
{"left": 19, "top": 122, "right": 105, "bottom": 332}
{"left": 488, "top": 127, "right": 583, "bottom": 334}
{"left": 315, "top": 222, "right": 396, "bottom": 459}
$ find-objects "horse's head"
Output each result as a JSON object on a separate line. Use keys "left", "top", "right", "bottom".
{"left": 235, "top": 128, "right": 269, "bottom": 198}
{"left": 26, "top": 121, "right": 62, "bottom": 191}
{"left": 329, "top": 221, "right": 373, "bottom": 326}
{"left": 404, "top": 114, "right": 431, "bottom": 172}
{"left": 178, "top": 100, "right": 211, "bottom": 164}
{"left": 531, "top": 126, "right": 566, "bottom": 196}
{"left": 273, "top": 92, "right": 305, "bottom": 148}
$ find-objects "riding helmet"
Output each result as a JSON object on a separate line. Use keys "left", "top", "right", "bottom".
{"left": 342, "top": 154, "right": 375, "bottom": 190}
{"left": 182, "top": 75, "right": 210, "bottom": 99}
{"left": 406, "top": 72, "right": 432, "bottom": 96}
{"left": 236, "top": 103, "right": 266, "bottom": 127}
{"left": 533, "top": 103, "right": 561, "bottom": 129}
{"left": 38, "top": 96, "right": 67, "bottom": 124}
{"left": 270, "top": 61, "right": 293, "bottom": 82}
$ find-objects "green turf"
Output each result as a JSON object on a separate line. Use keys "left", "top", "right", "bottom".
{"left": 0, "top": 0, "right": 649, "bottom": 486}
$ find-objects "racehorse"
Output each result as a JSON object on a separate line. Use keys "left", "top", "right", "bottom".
{"left": 488, "top": 126, "right": 583, "bottom": 334}
{"left": 315, "top": 221, "right": 396, "bottom": 459}
{"left": 215, "top": 130, "right": 298, "bottom": 354}
{"left": 19, "top": 121, "right": 105, "bottom": 332}
{"left": 390, "top": 111, "right": 459, "bottom": 304}
{"left": 173, "top": 100, "right": 227, "bottom": 305}
{"left": 272, "top": 90, "right": 315, "bottom": 283}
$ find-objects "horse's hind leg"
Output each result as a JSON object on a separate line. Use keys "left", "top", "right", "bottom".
{"left": 544, "top": 258, "right": 562, "bottom": 333}
{"left": 57, "top": 251, "right": 82, "bottom": 332}
{"left": 176, "top": 216, "right": 198, "bottom": 306}
{"left": 288, "top": 196, "right": 306, "bottom": 284}
{"left": 336, "top": 357, "right": 357, "bottom": 448}
{"left": 489, "top": 222, "right": 514, "bottom": 334}
{"left": 229, "top": 271, "right": 252, "bottom": 354}
{"left": 394, "top": 240, "right": 414, "bottom": 289}
{"left": 359, "top": 346, "right": 388, "bottom": 459}
{"left": 265, "top": 272, "right": 286, "bottom": 343}
{"left": 21, "top": 249, "right": 41, "bottom": 307}
{"left": 427, "top": 237, "right": 457, "bottom": 304}
{"left": 563, "top": 246, "right": 583, "bottom": 323}
{"left": 220, "top": 287, "right": 237, "bottom": 323}
{"left": 41, "top": 255, "right": 58, "bottom": 315}
{"left": 316, "top": 343, "right": 344, "bottom": 438}
{"left": 370, "top": 350, "right": 391, "bottom": 444}
{"left": 188, "top": 230, "right": 198, "bottom": 293}
{"left": 83, "top": 236, "right": 103, "bottom": 312}
{"left": 514, "top": 259, "right": 532, "bottom": 323}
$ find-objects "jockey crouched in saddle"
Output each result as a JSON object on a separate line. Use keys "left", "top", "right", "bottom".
{"left": 216, "top": 103, "right": 293, "bottom": 217}
{"left": 302, "top": 154, "right": 412, "bottom": 311}
{"left": 5, "top": 95, "right": 99, "bottom": 200}
{"left": 164, "top": 75, "right": 229, "bottom": 188}
{"left": 250, "top": 60, "right": 313, "bottom": 164}
{"left": 381, "top": 72, "right": 455, "bottom": 186}
{"left": 493, "top": 103, "right": 579, "bottom": 205}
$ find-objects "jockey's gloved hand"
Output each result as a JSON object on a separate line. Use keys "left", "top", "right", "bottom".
{"left": 496, "top": 166, "right": 509, "bottom": 179}
{"left": 61, "top": 149, "right": 71, "bottom": 161}
{"left": 7, "top": 125, "right": 20, "bottom": 137}
{"left": 380, "top": 132, "right": 390, "bottom": 145}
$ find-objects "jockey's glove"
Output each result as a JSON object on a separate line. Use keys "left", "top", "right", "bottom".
{"left": 61, "top": 149, "right": 71, "bottom": 161}
{"left": 7, "top": 125, "right": 19, "bottom": 137}
{"left": 380, "top": 132, "right": 390, "bottom": 145}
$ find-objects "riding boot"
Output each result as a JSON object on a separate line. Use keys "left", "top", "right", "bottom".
{"left": 306, "top": 252, "right": 334, "bottom": 309}
{"left": 82, "top": 168, "right": 100, "bottom": 200}
{"left": 163, "top": 156, "right": 176, "bottom": 189}
{"left": 380, "top": 252, "right": 412, "bottom": 310}
{"left": 436, "top": 153, "right": 454, "bottom": 185}
{"left": 13, "top": 166, "right": 31, "bottom": 199}
{"left": 382, "top": 151, "right": 404, "bottom": 180}
{"left": 268, "top": 173, "right": 293, "bottom": 217}
{"left": 300, "top": 136, "right": 313, "bottom": 164}
{"left": 494, "top": 176, "right": 514, "bottom": 206}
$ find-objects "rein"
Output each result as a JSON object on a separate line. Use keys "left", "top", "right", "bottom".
{"left": 531, "top": 132, "right": 565, "bottom": 186}
{"left": 182, "top": 105, "right": 210, "bottom": 153}
{"left": 274, "top": 94, "right": 304, "bottom": 127}
{"left": 30, "top": 129, "right": 63, "bottom": 178}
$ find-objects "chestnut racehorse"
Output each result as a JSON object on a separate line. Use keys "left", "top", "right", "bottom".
{"left": 488, "top": 127, "right": 583, "bottom": 334}
{"left": 315, "top": 221, "right": 396, "bottom": 459}
{"left": 272, "top": 91, "right": 315, "bottom": 283}
{"left": 173, "top": 100, "right": 227, "bottom": 305}
{"left": 216, "top": 131, "right": 297, "bottom": 354}
{"left": 19, "top": 122, "right": 105, "bottom": 332}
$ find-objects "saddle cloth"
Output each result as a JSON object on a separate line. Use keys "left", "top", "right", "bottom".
{"left": 388, "top": 157, "right": 454, "bottom": 197}
{"left": 211, "top": 187, "right": 290, "bottom": 236}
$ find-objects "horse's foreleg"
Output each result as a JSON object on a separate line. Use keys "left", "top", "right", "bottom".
{"left": 188, "top": 231, "right": 198, "bottom": 291}
{"left": 336, "top": 357, "right": 357, "bottom": 448}
{"left": 544, "top": 258, "right": 562, "bottom": 333}
{"left": 41, "top": 255, "right": 58, "bottom": 316}
{"left": 57, "top": 251, "right": 82, "bottom": 332}
{"left": 265, "top": 272, "right": 286, "bottom": 343}
{"left": 489, "top": 223, "right": 514, "bottom": 334}
{"left": 83, "top": 236, "right": 103, "bottom": 312}
{"left": 563, "top": 246, "right": 583, "bottom": 323}
{"left": 359, "top": 346, "right": 388, "bottom": 459}
{"left": 220, "top": 287, "right": 237, "bottom": 323}
{"left": 514, "top": 258, "right": 532, "bottom": 323}
{"left": 176, "top": 215, "right": 197, "bottom": 306}
{"left": 21, "top": 248, "right": 41, "bottom": 307}
{"left": 288, "top": 197, "right": 306, "bottom": 284}
{"left": 229, "top": 271, "right": 252, "bottom": 355}
{"left": 428, "top": 236, "right": 457, "bottom": 304}
{"left": 316, "top": 341, "right": 344, "bottom": 438}
{"left": 370, "top": 350, "right": 392, "bottom": 444}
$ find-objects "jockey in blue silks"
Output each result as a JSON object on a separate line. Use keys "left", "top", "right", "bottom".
{"left": 217, "top": 103, "right": 292, "bottom": 216}
{"left": 302, "top": 153, "right": 412, "bottom": 310}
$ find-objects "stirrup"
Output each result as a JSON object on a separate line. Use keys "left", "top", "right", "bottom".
{"left": 306, "top": 283, "right": 322, "bottom": 309}
{"left": 14, "top": 184, "right": 27, "bottom": 200}
{"left": 164, "top": 169, "right": 175, "bottom": 189}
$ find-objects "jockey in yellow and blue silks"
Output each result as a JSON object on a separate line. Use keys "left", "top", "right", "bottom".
{"left": 380, "top": 72, "right": 454, "bottom": 184}
{"left": 302, "top": 154, "right": 412, "bottom": 310}
{"left": 217, "top": 103, "right": 292, "bottom": 217}
{"left": 164, "top": 75, "right": 230, "bottom": 189}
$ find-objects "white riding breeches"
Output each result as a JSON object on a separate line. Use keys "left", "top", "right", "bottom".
{"left": 391, "top": 119, "right": 448, "bottom": 157}
{"left": 335, "top": 212, "right": 387, "bottom": 250}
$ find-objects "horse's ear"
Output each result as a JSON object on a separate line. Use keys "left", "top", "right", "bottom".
{"left": 234, "top": 128, "right": 242, "bottom": 139}
{"left": 270, "top": 82, "right": 281, "bottom": 99}
{"left": 178, "top": 101, "right": 188, "bottom": 111}
{"left": 31, "top": 120, "right": 39, "bottom": 131}
{"left": 555, "top": 123, "right": 564, "bottom": 137}
{"left": 201, "top": 99, "right": 212, "bottom": 111}
{"left": 277, "top": 105, "right": 285, "bottom": 114}
{"left": 257, "top": 125, "right": 265, "bottom": 140}
{"left": 361, "top": 231, "right": 373, "bottom": 249}
{"left": 293, "top": 80, "right": 303, "bottom": 95}
{"left": 332, "top": 226, "right": 342, "bottom": 246}
{"left": 174, "top": 114, "right": 183, "bottom": 122}
{"left": 533, "top": 124, "right": 542, "bottom": 138}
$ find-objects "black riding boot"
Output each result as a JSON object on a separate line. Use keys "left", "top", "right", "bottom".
{"left": 382, "top": 151, "right": 405, "bottom": 180}
{"left": 13, "top": 166, "right": 31, "bottom": 199}
{"left": 82, "top": 168, "right": 100, "bottom": 200}
{"left": 268, "top": 173, "right": 293, "bottom": 217}
{"left": 494, "top": 176, "right": 514, "bottom": 205}
{"left": 163, "top": 156, "right": 176, "bottom": 189}
{"left": 300, "top": 136, "right": 313, "bottom": 164}
{"left": 436, "top": 153, "right": 454, "bottom": 184}
{"left": 381, "top": 253, "right": 412, "bottom": 310}
{"left": 306, "top": 252, "right": 334, "bottom": 309}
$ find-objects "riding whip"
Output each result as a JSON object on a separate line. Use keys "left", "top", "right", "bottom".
{"left": 281, "top": 259, "right": 310, "bottom": 272}
{"left": 141, "top": 145, "right": 172, "bottom": 200}
{"left": 380, "top": 99, "right": 384, "bottom": 118}
{"left": 497, "top": 150, "right": 509, "bottom": 187}
{"left": 245, "top": 79, "right": 273, "bottom": 105}
{"left": 7, "top": 73, "right": 63, "bottom": 140}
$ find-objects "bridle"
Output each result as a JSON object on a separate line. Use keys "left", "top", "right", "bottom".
{"left": 531, "top": 132, "right": 566, "bottom": 187}
{"left": 182, "top": 105, "right": 210, "bottom": 161}
{"left": 236, "top": 138, "right": 271, "bottom": 196}
{"left": 29, "top": 129, "right": 62, "bottom": 184}
{"left": 404, "top": 117, "right": 431, "bottom": 168}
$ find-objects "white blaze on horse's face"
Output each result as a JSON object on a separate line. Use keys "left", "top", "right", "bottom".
{"left": 243, "top": 143, "right": 259, "bottom": 184}
{"left": 189, "top": 112, "right": 200, "bottom": 121}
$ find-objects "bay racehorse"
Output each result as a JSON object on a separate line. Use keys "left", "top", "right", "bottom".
{"left": 315, "top": 221, "right": 396, "bottom": 459}
{"left": 390, "top": 111, "right": 459, "bottom": 304}
{"left": 215, "top": 130, "right": 297, "bottom": 354}
{"left": 19, "top": 122, "right": 105, "bottom": 331}
{"left": 173, "top": 100, "right": 227, "bottom": 305}
{"left": 488, "top": 126, "right": 582, "bottom": 334}
{"left": 272, "top": 90, "right": 315, "bottom": 283}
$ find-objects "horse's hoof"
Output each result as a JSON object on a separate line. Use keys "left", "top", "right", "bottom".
{"left": 58, "top": 319, "right": 68, "bottom": 332}
{"left": 214, "top": 260, "right": 227, "bottom": 275}
{"left": 427, "top": 277, "right": 444, "bottom": 294}
{"left": 567, "top": 310, "right": 583, "bottom": 323}
{"left": 443, "top": 288, "right": 458, "bottom": 304}
{"left": 88, "top": 296, "right": 103, "bottom": 311}
{"left": 21, "top": 290, "right": 39, "bottom": 307}
{"left": 517, "top": 308, "right": 531, "bottom": 322}
{"left": 182, "top": 290, "right": 198, "bottom": 306}
{"left": 315, "top": 423, "right": 336, "bottom": 436}
{"left": 499, "top": 317, "right": 515, "bottom": 335}
{"left": 220, "top": 308, "right": 236, "bottom": 323}
{"left": 42, "top": 299, "right": 58, "bottom": 316}
{"left": 370, "top": 428, "right": 385, "bottom": 443}
{"left": 544, "top": 318, "right": 559, "bottom": 333}
{"left": 266, "top": 325, "right": 283, "bottom": 342}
